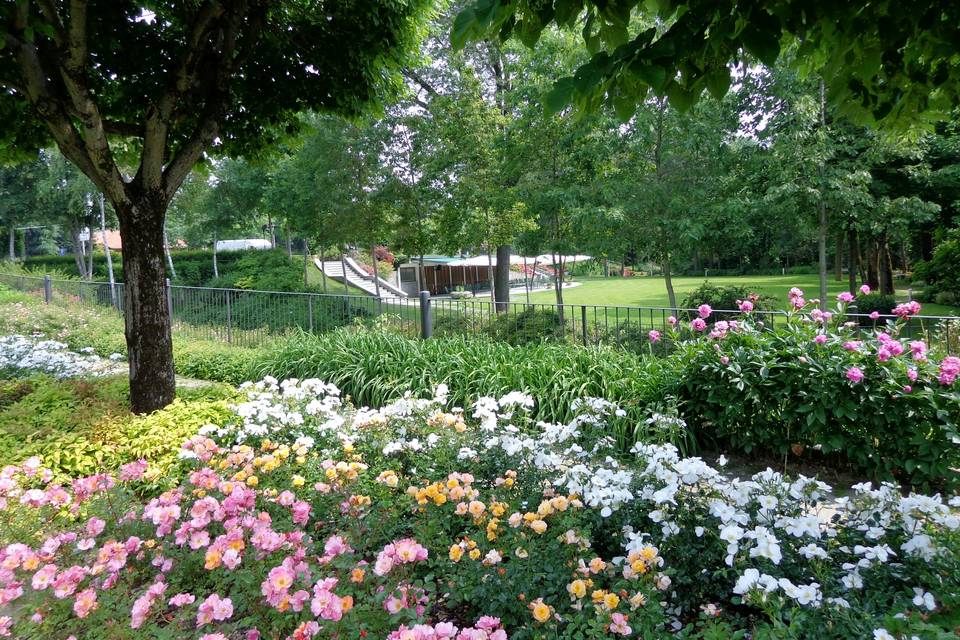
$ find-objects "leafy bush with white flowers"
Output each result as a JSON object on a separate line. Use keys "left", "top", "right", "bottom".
{"left": 0, "top": 334, "right": 122, "bottom": 379}
{"left": 1, "top": 377, "right": 956, "bottom": 640}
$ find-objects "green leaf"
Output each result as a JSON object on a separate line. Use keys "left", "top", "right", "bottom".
{"left": 665, "top": 81, "right": 697, "bottom": 111}
{"left": 632, "top": 63, "right": 668, "bottom": 92}
{"left": 612, "top": 93, "right": 635, "bottom": 122}
{"left": 740, "top": 25, "right": 781, "bottom": 66}
{"left": 451, "top": 7, "right": 477, "bottom": 50}
{"left": 544, "top": 77, "right": 575, "bottom": 114}
{"left": 705, "top": 66, "right": 731, "bottom": 100}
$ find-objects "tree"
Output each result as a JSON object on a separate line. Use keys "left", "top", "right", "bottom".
{"left": 34, "top": 148, "right": 98, "bottom": 278}
{"left": 1, "top": 1, "right": 431, "bottom": 412}
{"left": 0, "top": 160, "right": 38, "bottom": 261}
{"left": 454, "top": 1, "right": 960, "bottom": 130}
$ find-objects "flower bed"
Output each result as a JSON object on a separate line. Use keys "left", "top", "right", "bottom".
{"left": 0, "top": 378, "right": 956, "bottom": 639}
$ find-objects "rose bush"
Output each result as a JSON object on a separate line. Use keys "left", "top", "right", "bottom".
{"left": 0, "top": 377, "right": 956, "bottom": 639}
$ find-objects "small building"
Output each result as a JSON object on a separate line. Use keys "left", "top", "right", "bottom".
{"left": 395, "top": 254, "right": 577, "bottom": 296}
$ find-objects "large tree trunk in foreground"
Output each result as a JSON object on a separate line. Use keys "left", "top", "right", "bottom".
{"left": 116, "top": 198, "right": 176, "bottom": 414}
{"left": 494, "top": 244, "right": 511, "bottom": 312}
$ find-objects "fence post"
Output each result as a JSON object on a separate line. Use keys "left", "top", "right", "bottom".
{"left": 581, "top": 305, "right": 588, "bottom": 346}
{"left": 419, "top": 290, "right": 432, "bottom": 339}
{"left": 226, "top": 291, "right": 233, "bottom": 344}
{"left": 307, "top": 295, "right": 314, "bottom": 334}
{"left": 165, "top": 278, "right": 173, "bottom": 322}
{"left": 43, "top": 275, "right": 52, "bottom": 304}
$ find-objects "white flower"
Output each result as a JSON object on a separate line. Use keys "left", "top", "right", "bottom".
{"left": 873, "top": 630, "right": 895, "bottom": 640}
{"left": 912, "top": 588, "right": 936, "bottom": 611}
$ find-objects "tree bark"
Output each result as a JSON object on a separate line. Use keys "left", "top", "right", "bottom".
{"left": 286, "top": 224, "right": 293, "bottom": 258}
{"left": 86, "top": 231, "right": 94, "bottom": 281}
{"left": 163, "top": 224, "right": 176, "bottom": 279}
{"left": 303, "top": 239, "right": 309, "bottom": 289}
{"left": 212, "top": 231, "right": 219, "bottom": 279}
{"left": 7, "top": 224, "right": 13, "bottom": 261}
{"left": 319, "top": 245, "right": 327, "bottom": 293}
{"left": 663, "top": 255, "right": 677, "bottom": 310}
{"left": 816, "top": 79, "right": 828, "bottom": 304}
{"left": 339, "top": 250, "right": 349, "bottom": 294}
{"left": 603, "top": 259, "right": 610, "bottom": 278}
{"left": 834, "top": 233, "right": 843, "bottom": 281}
{"left": 71, "top": 227, "right": 87, "bottom": 278}
{"left": 116, "top": 198, "right": 176, "bottom": 414}
{"left": 848, "top": 228, "right": 858, "bottom": 295}
{"left": 880, "top": 236, "right": 895, "bottom": 296}
{"left": 100, "top": 193, "right": 116, "bottom": 306}
{"left": 494, "top": 244, "right": 511, "bottom": 312}
{"left": 370, "top": 244, "right": 381, "bottom": 298}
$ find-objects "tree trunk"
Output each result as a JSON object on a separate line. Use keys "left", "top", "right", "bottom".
{"left": 100, "top": 193, "right": 116, "bottom": 306}
{"left": 212, "top": 232, "right": 219, "bottom": 279}
{"left": 86, "top": 232, "right": 94, "bottom": 281}
{"left": 339, "top": 250, "right": 349, "bottom": 294}
{"left": 319, "top": 246, "right": 327, "bottom": 294}
{"left": 115, "top": 199, "right": 176, "bottom": 414}
{"left": 552, "top": 254, "right": 565, "bottom": 323}
{"left": 303, "top": 239, "right": 309, "bottom": 289}
{"left": 370, "top": 244, "right": 381, "bottom": 298}
{"left": 417, "top": 253, "right": 425, "bottom": 295}
{"left": 620, "top": 257, "right": 627, "bottom": 277}
{"left": 880, "top": 236, "right": 895, "bottom": 295}
{"left": 865, "top": 241, "right": 880, "bottom": 291}
{"left": 663, "top": 255, "right": 677, "bottom": 310}
{"left": 848, "top": 228, "right": 858, "bottom": 295}
{"left": 7, "top": 224, "right": 13, "bottom": 261}
{"left": 72, "top": 228, "right": 87, "bottom": 278}
{"left": 494, "top": 244, "right": 511, "bottom": 312}
{"left": 487, "top": 250, "right": 495, "bottom": 303}
{"left": 603, "top": 258, "right": 610, "bottom": 278}
{"left": 163, "top": 225, "right": 176, "bottom": 279}
{"left": 816, "top": 78, "right": 829, "bottom": 303}
{"left": 286, "top": 225, "right": 293, "bottom": 258}
{"left": 834, "top": 233, "right": 843, "bottom": 281}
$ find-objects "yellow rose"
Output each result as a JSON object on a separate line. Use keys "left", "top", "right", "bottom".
{"left": 531, "top": 599, "right": 552, "bottom": 623}
{"left": 291, "top": 475, "right": 305, "bottom": 488}
{"left": 603, "top": 593, "right": 620, "bottom": 610}
{"left": 468, "top": 548, "right": 481, "bottom": 561}
{"left": 568, "top": 579, "right": 587, "bottom": 599}
{"left": 245, "top": 476, "right": 259, "bottom": 487}
{"left": 449, "top": 545, "right": 464, "bottom": 562}
{"left": 529, "top": 519, "right": 548, "bottom": 534}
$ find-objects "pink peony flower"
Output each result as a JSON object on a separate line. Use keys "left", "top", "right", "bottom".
{"left": 869, "top": 311, "right": 880, "bottom": 320}
{"left": 860, "top": 284, "right": 871, "bottom": 295}
{"left": 814, "top": 334, "right": 827, "bottom": 344}
{"left": 837, "top": 291, "right": 854, "bottom": 303}
{"left": 648, "top": 330, "right": 661, "bottom": 343}
{"left": 846, "top": 367, "right": 865, "bottom": 383}
{"left": 667, "top": 315, "right": 677, "bottom": 326}
{"left": 909, "top": 341, "right": 928, "bottom": 361}
{"left": 939, "top": 356, "right": 960, "bottom": 386}
{"left": 691, "top": 318, "right": 707, "bottom": 332}
{"left": 698, "top": 304, "right": 712, "bottom": 319}
{"left": 737, "top": 299, "right": 754, "bottom": 313}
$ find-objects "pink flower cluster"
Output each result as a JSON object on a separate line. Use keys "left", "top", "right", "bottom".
{"left": 387, "top": 616, "right": 507, "bottom": 640}
{"left": 374, "top": 538, "right": 428, "bottom": 576}
{"left": 892, "top": 301, "right": 922, "bottom": 317}
{"left": 197, "top": 593, "right": 233, "bottom": 627}
{"left": 940, "top": 356, "right": 960, "bottom": 386}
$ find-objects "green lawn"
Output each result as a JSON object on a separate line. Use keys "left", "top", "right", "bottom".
{"left": 526, "top": 274, "right": 960, "bottom": 316}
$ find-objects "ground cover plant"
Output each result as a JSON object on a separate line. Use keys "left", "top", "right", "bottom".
{"left": 0, "top": 377, "right": 957, "bottom": 639}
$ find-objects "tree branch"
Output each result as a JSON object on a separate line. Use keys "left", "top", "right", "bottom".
{"left": 142, "top": 1, "right": 224, "bottom": 191}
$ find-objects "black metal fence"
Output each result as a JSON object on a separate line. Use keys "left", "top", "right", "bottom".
{"left": 1, "top": 272, "right": 957, "bottom": 355}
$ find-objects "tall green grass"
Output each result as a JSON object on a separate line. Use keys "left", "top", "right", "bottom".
{"left": 253, "top": 328, "right": 680, "bottom": 447}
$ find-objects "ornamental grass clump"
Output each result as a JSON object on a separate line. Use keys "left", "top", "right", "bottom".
{"left": 0, "top": 377, "right": 956, "bottom": 639}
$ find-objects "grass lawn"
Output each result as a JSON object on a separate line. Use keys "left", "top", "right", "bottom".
{"left": 526, "top": 274, "right": 960, "bottom": 316}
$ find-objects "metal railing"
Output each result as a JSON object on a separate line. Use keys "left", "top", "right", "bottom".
{"left": 1, "top": 272, "right": 957, "bottom": 355}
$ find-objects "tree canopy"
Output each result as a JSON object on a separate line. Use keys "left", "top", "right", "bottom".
{"left": 453, "top": 0, "right": 960, "bottom": 128}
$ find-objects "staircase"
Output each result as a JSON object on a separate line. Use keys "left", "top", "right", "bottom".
{"left": 314, "top": 257, "right": 407, "bottom": 298}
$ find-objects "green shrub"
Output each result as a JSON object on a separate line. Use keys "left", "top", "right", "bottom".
{"left": 912, "top": 230, "right": 960, "bottom": 300}
{"left": 173, "top": 340, "right": 262, "bottom": 385}
{"left": 853, "top": 292, "right": 897, "bottom": 317}
{"left": 680, "top": 281, "right": 773, "bottom": 319}
{"left": 670, "top": 322, "right": 960, "bottom": 490}
{"left": 486, "top": 308, "right": 569, "bottom": 345}
{"left": 0, "top": 375, "right": 238, "bottom": 482}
